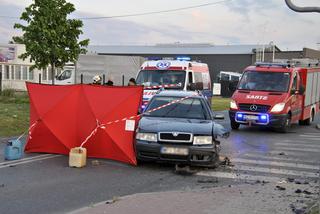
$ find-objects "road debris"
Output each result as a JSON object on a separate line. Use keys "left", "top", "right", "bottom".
{"left": 219, "top": 156, "right": 233, "bottom": 166}
{"left": 276, "top": 185, "right": 286, "bottom": 191}
{"left": 287, "top": 178, "right": 295, "bottom": 182}
{"left": 278, "top": 152, "right": 286, "bottom": 156}
{"left": 302, "top": 190, "right": 312, "bottom": 195}
{"left": 278, "top": 179, "right": 287, "bottom": 184}
{"left": 289, "top": 204, "right": 306, "bottom": 214}
{"left": 105, "top": 197, "right": 120, "bottom": 205}
{"left": 295, "top": 189, "right": 302, "bottom": 194}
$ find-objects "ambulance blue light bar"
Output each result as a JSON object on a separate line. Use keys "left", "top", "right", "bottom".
{"left": 176, "top": 56, "right": 191, "bottom": 61}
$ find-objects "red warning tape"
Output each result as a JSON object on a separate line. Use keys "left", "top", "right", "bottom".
{"left": 79, "top": 93, "right": 197, "bottom": 148}
{"left": 24, "top": 93, "right": 197, "bottom": 149}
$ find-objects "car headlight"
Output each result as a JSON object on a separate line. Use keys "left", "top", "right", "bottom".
{"left": 136, "top": 133, "right": 157, "bottom": 142}
{"left": 193, "top": 136, "right": 213, "bottom": 145}
{"left": 270, "top": 103, "right": 285, "bottom": 113}
{"left": 230, "top": 100, "right": 238, "bottom": 109}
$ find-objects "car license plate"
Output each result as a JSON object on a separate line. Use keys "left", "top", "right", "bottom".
{"left": 245, "top": 115, "right": 258, "bottom": 121}
{"left": 161, "top": 147, "right": 189, "bottom": 156}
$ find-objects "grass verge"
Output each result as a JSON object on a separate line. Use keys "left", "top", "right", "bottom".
{"left": 0, "top": 91, "right": 30, "bottom": 137}
{"left": 212, "top": 96, "right": 230, "bottom": 111}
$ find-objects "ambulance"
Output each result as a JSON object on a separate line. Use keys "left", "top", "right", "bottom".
{"left": 136, "top": 58, "right": 212, "bottom": 109}
{"left": 229, "top": 59, "right": 320, "bottom": 132}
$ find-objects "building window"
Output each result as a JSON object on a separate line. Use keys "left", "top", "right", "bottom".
{"left": 22, "top": 66, "right": 28, "bottom": 80}
{"left": 48, "top": 68, "right": 53, "bottom": 81}
{"left": 5, "top": 65, "right": 10, "bottom": 79}
{"left": 15, "top": 65, "right": 21, "bottom": 80}
{"left": 11, "top": 65, "right": 14, "bottom": 80}
{"left": 42, "top": 69, "right": 47, "bottom": 80}
{"left": 29, "top": 69, "right": 34, "bottom": 80}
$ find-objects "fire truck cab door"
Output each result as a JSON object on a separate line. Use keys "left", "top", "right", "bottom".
{"left": 290, "top": 72, "right": 302, "bottom": 121}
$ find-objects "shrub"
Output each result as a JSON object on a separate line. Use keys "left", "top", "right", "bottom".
{"left": 0, "top": 88, "right": 15, "bottom": 97}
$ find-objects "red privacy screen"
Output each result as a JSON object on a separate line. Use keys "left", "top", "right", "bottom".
{"left": 25, "top": 83, "right": 143, "bottom": 165}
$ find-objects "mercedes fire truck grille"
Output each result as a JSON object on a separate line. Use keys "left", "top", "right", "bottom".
{"left": 239, "top": 104, "right": 271, "bottom": 113}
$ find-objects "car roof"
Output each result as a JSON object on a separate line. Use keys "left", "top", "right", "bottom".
{"left": 154, "top": 90, "right": 202, "bottom": 98}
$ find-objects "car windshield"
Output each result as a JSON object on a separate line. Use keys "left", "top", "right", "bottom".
{"left": 238, "top": 71, "right": 290, "bottom": 92}
{"left": 136, "top": 70, "right": 186, "bottom": 88}
{"left": 57, "top": 69, "right": 72, "bottom": 80}
{"left": 144, "top": 96, "right": 209, "bottom": 120}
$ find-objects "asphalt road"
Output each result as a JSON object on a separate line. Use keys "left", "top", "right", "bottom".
{"left": 0, "top": 113, "right": 319, "bottom": 214}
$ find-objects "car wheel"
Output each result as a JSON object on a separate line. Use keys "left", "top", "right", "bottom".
{"left": 278, "top": 115, "right": 291, "bottom": 133}
{"left": 206, "top": 153, "right": 220, "bottom": 169}
{"left": 231, "top": 120, "right": 240, "bottom": 130}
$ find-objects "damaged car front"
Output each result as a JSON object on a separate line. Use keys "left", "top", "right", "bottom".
{"left": 135, "top": 91, "right": 229, "bottom": 168}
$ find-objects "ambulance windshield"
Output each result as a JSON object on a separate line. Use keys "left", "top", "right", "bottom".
{"left": 238, "top": 71, "right": 290, "bottom": 92}
{"left": 136, "top": 70, "right": 186, "bottom": 88}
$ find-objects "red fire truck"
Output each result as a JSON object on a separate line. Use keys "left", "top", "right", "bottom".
{"left": 229, "top": 59, "right": 320, "bottom": 132}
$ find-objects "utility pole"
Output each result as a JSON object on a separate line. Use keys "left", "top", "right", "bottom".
{"left": 285, "top": 0, "right": 320, "bottom": 13}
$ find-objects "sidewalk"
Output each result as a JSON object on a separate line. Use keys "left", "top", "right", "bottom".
{"left": 70, "top": 182, "right": 319, "bottom": 214}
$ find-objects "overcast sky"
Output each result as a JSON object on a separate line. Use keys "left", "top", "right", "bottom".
{"left": 0, "top": 0, "right": 319, "bottom": 51}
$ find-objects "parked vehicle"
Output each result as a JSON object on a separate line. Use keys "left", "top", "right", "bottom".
{"left": 135, "top": 90, "right": 229, "bottom": 167}
{"left": 217, "top": 71, "right": 242, "bottom": 82}
{"left": 136, "top": 58, "right": 212, "bottom": 109}
{"left": 229, "top": 59, "right": 320, "bottom": 132}
{"left": 55, "top": 55, "right": 144, "bottom": 85}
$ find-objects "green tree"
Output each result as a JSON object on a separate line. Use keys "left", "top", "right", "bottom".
{"left": 13, "top": 0, "right": 89, "bottom": 84}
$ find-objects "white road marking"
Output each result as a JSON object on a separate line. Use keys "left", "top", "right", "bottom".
{"left": 300, "top": 133, "right": 320, "bottom": 135}
{"left": 0, "top": 154, "right": 53, "bottom": 166}
{"left": 196, "top": 171, "right": 282, "bottom": 182}
{"left": 0, "top": 155, "right": 61, "bottom": 169}
{"left": 282, "top": 139, "right": 320, "bottom": 143}
{"left": 242, "top": 153, "right": 318, "bottom": 164}
{"left": 234, "top": 165, "right": 319, "bottom": 178}
{"left": 274, "top": 147, "right": 320, "bottom": 153}
{"left": 232, "top": 158, "right": 319, "bottom": 170}
{"left": 274, "top": 142, "right": 320, "bottom": 149}
{"left": 299, "top": 134, "right": 320, "bottom": 138}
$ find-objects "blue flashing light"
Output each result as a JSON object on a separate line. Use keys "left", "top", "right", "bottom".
{"left": 236, "top": 113, "right": 244, "bottom": 120}
{"left": 260, "top": 115, "right": 267, "bottom": 121}
{"left": 146, "top": 56, "right": 162, "bottom": 61}
{"left": 176, "top": 56, "right": 191, "bottom": 61}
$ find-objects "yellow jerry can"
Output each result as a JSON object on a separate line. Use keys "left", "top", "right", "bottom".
{"left": 69, "top": 147, "right": 87, "bottom": 168}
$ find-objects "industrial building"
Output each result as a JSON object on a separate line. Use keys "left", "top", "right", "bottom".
{"left": 88, "top": 43, "right": 320, "bottom": 82}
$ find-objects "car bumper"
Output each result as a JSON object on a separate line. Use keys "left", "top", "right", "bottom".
{"left": 135, "top": 140, "right": 218, "bottom": 167}
{"left": 229, "top": 110, "right": 287, "bottom": 128}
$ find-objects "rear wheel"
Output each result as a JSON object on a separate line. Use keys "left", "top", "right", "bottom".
{"left": 278, "top": 114, "right": 291, "bottom": 133}
{"left": 231, "top": 120, "right": 240, "bottom": 130}
{"left": 304, "top": 110, "right": 315, "bottom": 126}
{"left": 299, "top": 110, "right": 314, "bottom": 126}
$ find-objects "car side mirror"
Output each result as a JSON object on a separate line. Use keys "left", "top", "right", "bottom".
{"left": 214, "top": 114, "right": 225, "bottom": 120}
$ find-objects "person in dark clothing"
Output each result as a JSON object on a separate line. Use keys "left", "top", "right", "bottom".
{"left": 128, "top": 78, "right": 136, "bottom": 86}
{"left": 105, "top": 80, "right": 114, "bottom": 86}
